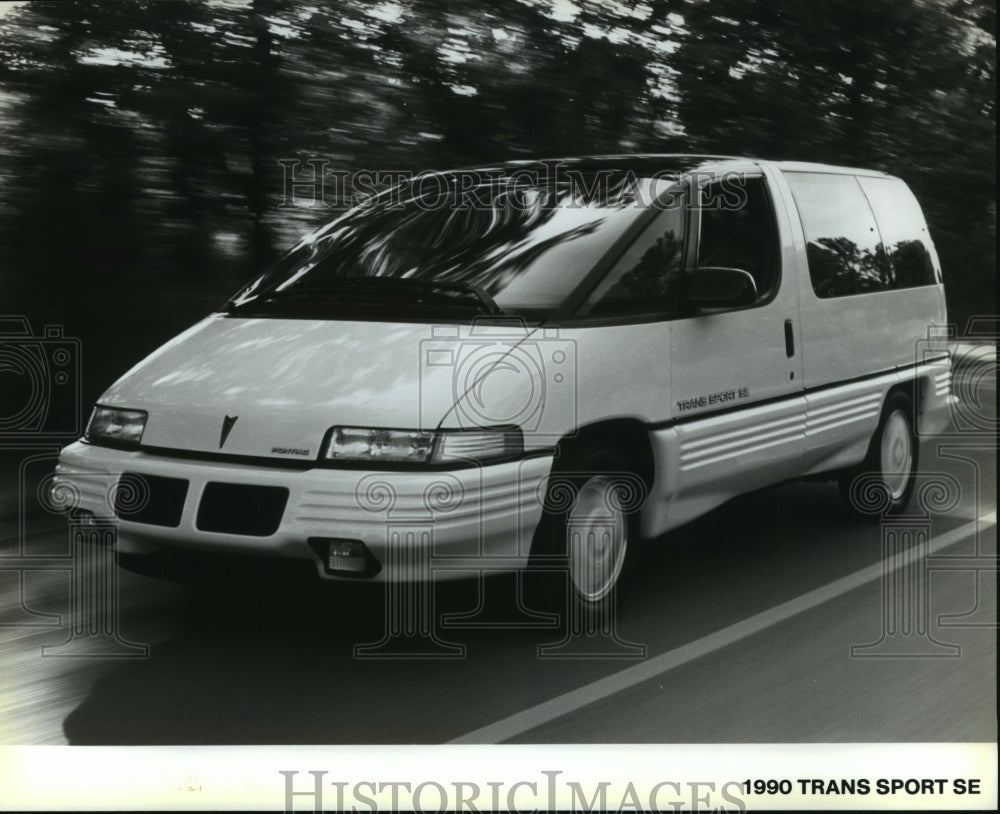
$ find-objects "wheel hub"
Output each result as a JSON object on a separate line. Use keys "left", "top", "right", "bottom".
{"left": 567, "top": 476, "right": 628, "bottom": 603}
{"left": 880, "top": 410, "right": 913, "bottom": 501}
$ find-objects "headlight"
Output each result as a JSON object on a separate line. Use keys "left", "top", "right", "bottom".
{"left": 321, "top": 426, "right": 522, "bottom": 465}
{"left": 322, "top": 427, "right": 435, "bottom": 464}
{"left": 85, "top": 406, "right": 147, "bottom": 447}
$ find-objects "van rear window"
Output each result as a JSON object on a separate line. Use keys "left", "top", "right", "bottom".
{"left": 857, "top": 176, "right": 938, "bottom": 288}
{"left": 784, "top": 171, "right": 937, "bottom": 298}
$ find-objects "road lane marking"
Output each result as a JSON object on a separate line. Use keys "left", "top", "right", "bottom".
{"left": 449, "top": 510, "right": 997, "bottom": 744}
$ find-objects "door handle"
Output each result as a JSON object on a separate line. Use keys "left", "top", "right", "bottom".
{"left": 784, "top": 319, "right": 795, "bottom": 358}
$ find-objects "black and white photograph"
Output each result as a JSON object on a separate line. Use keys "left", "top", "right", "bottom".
{"left": 0, "top": 0, "right": 996, "bottom": 810}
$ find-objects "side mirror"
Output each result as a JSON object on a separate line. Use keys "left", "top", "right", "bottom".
{"left": 687, "top": 266, "right": 757, "bottom": 308}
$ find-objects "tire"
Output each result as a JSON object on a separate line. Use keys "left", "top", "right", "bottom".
{"left": 525, "top": 447, "right": 643, "bottom": 615}
{"left": 839, "top": 391, "right": 919, "bottom": 516}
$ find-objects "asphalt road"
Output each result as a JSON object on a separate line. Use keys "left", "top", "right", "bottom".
{"left": 1, "top": 363, "right": 995, "bottom": 746}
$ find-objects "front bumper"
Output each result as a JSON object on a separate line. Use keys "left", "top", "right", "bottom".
{"left": 53, "top": 442, "right": 554, "bottom": 582}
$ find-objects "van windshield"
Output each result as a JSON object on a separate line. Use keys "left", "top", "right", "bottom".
{"left": 226, "top": 170, "right": 682, "bottom": 320}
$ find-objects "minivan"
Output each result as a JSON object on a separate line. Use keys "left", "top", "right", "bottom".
{"left": 54, "top": 155, "right": 954, "bottom": 610}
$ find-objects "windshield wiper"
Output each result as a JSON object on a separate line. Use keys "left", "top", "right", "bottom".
{"left": 253, "top": 276, "right": 504, "bottom": 315}
{"left": 384, "top": 278, "right": 504, "bottom": 315}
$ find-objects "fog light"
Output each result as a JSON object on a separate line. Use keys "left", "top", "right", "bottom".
{"left": 327, "top": 540, "right": 368, "bottom": 574}
{"left": 307, "top": 537, "right": 380, "bottom": 578}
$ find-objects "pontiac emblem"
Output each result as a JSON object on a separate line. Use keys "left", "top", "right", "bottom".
{"left": 219, "top": 415, "right": 238, "bottom": 448}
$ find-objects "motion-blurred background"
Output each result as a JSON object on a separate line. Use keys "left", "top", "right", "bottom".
{"left": 0, "top": 0, "right": 995, "bottom": 400}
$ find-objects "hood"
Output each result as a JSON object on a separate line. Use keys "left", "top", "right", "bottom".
{"left": 99, "top": 315, "right": 544, "bottom": 461}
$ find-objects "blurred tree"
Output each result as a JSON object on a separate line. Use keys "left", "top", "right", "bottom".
{"left": 0, "top": 1, "right": 150, "bottom": 323}
{"left": 0, "top": 0, "right": 993, "bottom": 338}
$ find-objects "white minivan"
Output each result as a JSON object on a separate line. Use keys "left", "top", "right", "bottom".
{"left": 54, "top": 155, "right": 953, "bottom": 608}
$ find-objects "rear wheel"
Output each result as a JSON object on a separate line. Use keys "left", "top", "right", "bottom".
{"left": 839, "top": 391, "right": 918, "bottom": 515}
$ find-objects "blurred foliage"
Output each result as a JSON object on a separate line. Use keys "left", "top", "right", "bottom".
{"left": 0, "top": 0, "right": 994, "bottom": 339}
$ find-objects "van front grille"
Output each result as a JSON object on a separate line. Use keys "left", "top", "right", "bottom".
{"left": 114, "top": 473, "right": 188, "bottom": 527}
{"left": 196, "top": 482, "right": 289, "bottom": 536}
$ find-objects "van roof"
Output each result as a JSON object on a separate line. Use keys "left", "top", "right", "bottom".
{"left": 473, "top": 154, "right": 745, "bottom": 175}
{"left": 468, "top": 154, "right": 894, "bottom": 179}
{"left": 773, "top": 160, "right": 893, "bottom": 178}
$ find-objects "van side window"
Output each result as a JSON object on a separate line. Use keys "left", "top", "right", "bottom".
{"left": 857, "top": 176, "right": 938, "bottom": 288}
{"left": 696, "top": 176, "right": 780, "bottom": 301}
{"left": 784, "top": 172, "right": 889, "bottom": 298}
{"left": 576, "top": 205, "right": 686, "bottom": 317}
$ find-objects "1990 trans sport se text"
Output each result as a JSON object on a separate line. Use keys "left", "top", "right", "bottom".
{"left": 53, "top": 155, "right": 954, "bottom": 612}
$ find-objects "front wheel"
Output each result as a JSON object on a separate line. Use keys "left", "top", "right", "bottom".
{"left": 566, "top": 474, "right": 631, "bottom": 604}
{"left": 840, "top": 391, "right": 919, "bottom": 515}
{"left": 526, "top": 449, "right": 644, "bottom": 615}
